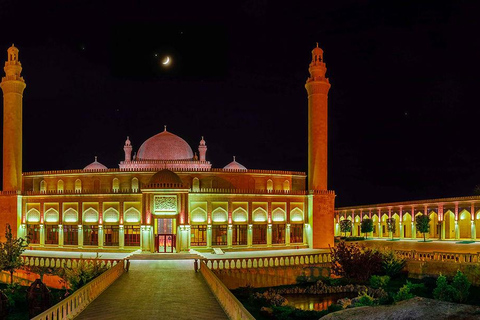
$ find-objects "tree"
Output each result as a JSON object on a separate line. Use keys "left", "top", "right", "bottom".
{"left": 329, "top": 242, "right": 383, "bottom": 282}
{"left": 340, "top": 220, "right": 352, "bottom": 237}
{"left": 361, "top": 218, "right": 374, "bottom": 239}
{"left": 386, "top": 217, "right": 396, "bottom": 240}
{"left": 416, "top": 215, "right": 431, "bottom": 242}
{"left": 0, "top": 224, "right": 29, "bottom": 284}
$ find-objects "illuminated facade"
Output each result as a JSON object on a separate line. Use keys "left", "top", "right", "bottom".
{"left": 0, "top": 44, "right": 335, "bottom": 252}
{"left": 335, "top": 196, "right": 480, "bottom": 241}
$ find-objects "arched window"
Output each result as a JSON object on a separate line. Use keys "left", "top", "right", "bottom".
{"left": 290, "top": 207, "right": 304, "bottom": 222}
{"left": 191, "top": 207, "right": 207, "bottom": 223}
{"left": 124, "top": 207, "right": 141, "bottom": 223}
{"left": 57, "top": 180, "right": 64, "bottom": 193}
{"left": 253, "top": 207, "right": 267, "bottom": 222}
{"left": 283, "top": 180, "right": 290, "bottom": 191}
{"left": 75, "top": 179, "right": 82, "bottom": 193}
{"left": 26, "top": 208, "right": 41, "bottom": 223}
{"left": 212, "top": 207, "right": 227, "bottom": 223}
{"left": 83, "top": 207, "right": 99, "bottom": 223}
{"left": 232, "top": 207, "right": 248, "bottom": 222}
{"left": 272, "top": 208, "right": 286, "bottom": 222}
{"left": 112, "top": 178, "right": 120, "bottom": 192}
{"left": 266, "top": 179, "right": 273, "bottom": 191}
{"left": 44, "top": 208, "right": 59, "bottom": 223}
{"left": 192, "top": 177, "right": 200, "bottom": 192}
{"left": 63, "top": 208, "right": 78, "bottom": 223}
{"left": 131, "top": 177, "right": 139, "bottom": 192}
{"left": 103, "top": 207, "right": 119, "bottom": 223}
{"left": 40, "top": 180, "right": 47, "bottom": 193}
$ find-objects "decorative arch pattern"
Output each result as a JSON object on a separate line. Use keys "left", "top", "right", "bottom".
{"left": 266, "top": 179, "right": 273, "bottom": 191}
{"left": 44, "top": 208, "right": 59, "bottom": 223}
{"left": 63, "top": 208, "right": 78, "bottom": 223}
{"left": 212, "top": 207, "right": 227, "bottom": 223}
{"left": 272, "top": 207, "right": 285, "bottom": 222}
{"left": 57, "top": 180, "right": 64, "bottom": 193}
{"left": 75, "top": 179, "right": 82, "bottom": 192}
{"left": 124, "top": 207, "right": 141, "bottom": 223}
{"left": 232, "top": 207, "right": 248, "bottom": 222}
{"left": 290, "top": 207, "right": 303, "bottom": 221}
{"left": 253, "top": 207, "right": 267, "bottom": 222}
{"left": 131, "top": 177, "right": 139, "bottom": 192}
{"left": 83, "top": 207, "right": 99, "bottom": 223}
{"left": 112, "top": 178, "right": 120, "bottom": 192}
{"left": 191, "top": 207, "right": 207, "bottom": 223}
{"left": 26, "top": 208, "right": 41, "bottom": 223}
{"left": 40, "top": 180, "right": 46, "bottom": 193}
{"left": 283, "top": 180, "right": 290, "bottom": 191}
{"left": 103, "top": 207, "right": 119, "bottom": 223}
{"left": 192, "top": 177, "right": 200, "bottom": 192}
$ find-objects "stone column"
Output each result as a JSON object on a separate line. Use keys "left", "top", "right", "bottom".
{"left": 98, "top": 225, "right": 104, "bottom": 248}
{"left": 78, "top": 225, "right": 83, "bottom": 248}
{"left": 267, "top": 224, "right": 272, "bottom": 247}
{"left": 399, "top": 207, "right": 404, "bottom": 239}
{"left": 285, "top": 224, "right": 291, "bottom": 246}
{"left": 40, "top": 223, "right": 45, "bottom": 247}
{"left": 472, "top": 203, "right": 476, "bottom": 240}
{"left": 119, "top": 225, "right": 124, "bottom": 249}
{"left": 227, "top": 225, "right": 233, "bottom": 248}
{"left": 247, "top": 224, "right": 253, "bottom": 247}
{"left": 455, "top": 203, "right": 460, "bottom": 240}
{"left": 58, "top": 225, "right": 64, "bottom": 247}
{"left": 207, "top": 225, "right": 212, "bottom": 248}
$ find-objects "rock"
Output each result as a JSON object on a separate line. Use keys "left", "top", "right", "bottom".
{"left": 337, "top": 298, "right": 352, "bottom": 309}
{"left": 320, "top": 297, "right": 480, "bottom": 320}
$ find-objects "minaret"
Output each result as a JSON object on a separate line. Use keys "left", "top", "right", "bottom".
{"left": 1, "top": 45, "right": 26, "bottom": 192}
{"left": 124, "top": 136, "right": 132, "bottom": 162}
{"left": 305, "top": 43, "right": 330, "bottom": 191}
{"left": 305, "top": 43, "right": 335, "bottom": 249}
{"left": 198, "top": 136, "right": 207, "bottom": 161}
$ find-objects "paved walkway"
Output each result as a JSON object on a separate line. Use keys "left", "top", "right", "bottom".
{"left": 76, "top": 260, "right": 227, "bottom": 320}
{"left": 361, "top": 239, "right": 480, "bottom": 253}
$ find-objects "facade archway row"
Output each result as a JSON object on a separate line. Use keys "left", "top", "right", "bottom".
{"left": 335, "top": 198, "right": 480, "bottom": 240}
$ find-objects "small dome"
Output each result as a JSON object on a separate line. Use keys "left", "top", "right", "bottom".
{"left": 137, "top": 127, "right": 194, "bottom": 160}
{"left": 223, "top": 156, "right": 247, "bottom": 170}
{"left": 84, "top": 156, "right": 107, "bottom": 170}
{"left": 148, "top": 169, "right": 183, "bottom": 187}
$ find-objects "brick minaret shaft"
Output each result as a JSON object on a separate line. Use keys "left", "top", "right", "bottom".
{"left": 1, "top": 45, "right": 26, "bottom": 192}
{"left": 305, "top": 43, "right": 330, "bottom": 191}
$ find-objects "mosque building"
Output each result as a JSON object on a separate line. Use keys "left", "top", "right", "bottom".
{"left": 0, "top": 44, "right": 335, "bottom": 252}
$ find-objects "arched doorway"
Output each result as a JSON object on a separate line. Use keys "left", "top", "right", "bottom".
{"left": 458, "top": 210, "right": 471, "bottom": 239}
{"left": 391, "top": 213, "right": 400, "bottom": 238}
{"left": 372, "top": 215, "right": 379, "bottom": 237}
{"left": 444, "top": 210, "right": 456, "bottom": 240}
{"left": 403, "top": 213, "right": 412, "bottom": 238}
{"left": 429, "top": 211, "right": 439, "bottom": 239}
{"left": 381, "top": 214, "right": 388, "bottom": 238}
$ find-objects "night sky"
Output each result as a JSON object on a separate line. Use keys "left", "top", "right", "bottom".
{"left": 1, "top": 0, "right": 480, "bottom": 207}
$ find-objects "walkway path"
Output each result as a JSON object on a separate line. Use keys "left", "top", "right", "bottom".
{"left": 361, "top": 239, "right": 480, "bottom": 253}
{"left": 76, "top": 260, "right": 227, "bottom": 320}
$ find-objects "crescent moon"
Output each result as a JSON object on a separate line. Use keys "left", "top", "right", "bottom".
{"left": 162, "top": 56, "right": 170, "bottom": 65}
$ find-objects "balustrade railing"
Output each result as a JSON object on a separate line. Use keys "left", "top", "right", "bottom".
{"left": 394, "top": 250, "right": 480, "bottom": 263}
{"left": 21, "top": 255, "right": 122, "bottom": 269}
{"left": 204, "top": 253, "right": 332, "bottom": 270}
{"left": 31, "top": 259, "right": 126, "bottom": 320}
{"left": 200, "top": 261, "right": 255, "bottom": 320}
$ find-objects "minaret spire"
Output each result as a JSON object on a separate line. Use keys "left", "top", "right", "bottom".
{"left": 198, "top": 136, "right": 207, "bottom": 161}
{"left": 124, "top": 136, "right": 133, "bottom": 162}
{"left": 1, "top": 44, "right": 26, "bottom": 191}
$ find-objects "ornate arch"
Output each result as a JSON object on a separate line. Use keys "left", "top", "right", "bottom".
{"left": 103, "top": 207, "right": 119, "bottom": 223}
{"left": 272, "top": 207, "right": 285, "bottom": 222}
{"left": 212, "top": 207, "right": 227, "bottom": 223}
{"left": 253, "top": 207, "right": 267, "bottom": 222}
{"left": 83, "top": 207, "right": 99, "bottom": 223}
{"left": 44, "top": 208, "right": 59, "bottom": 223}
{"left": 191, "top": 207, "right": 207, "bottom": 223}
{"left": 26, "top": 208, "right": 40, "bottom": 223}
{"left": 232, "top": 207, "right": 248, "bottom": 222}
{"left": 124, "top": 207, "right": 140, "bottom": 223}
{"left": 63, "top": 208, "right": 78, "bottom": 223}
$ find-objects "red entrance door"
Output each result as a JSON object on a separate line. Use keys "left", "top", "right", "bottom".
{"left": 155, "top": 234, "right": 176, "bottom": 253}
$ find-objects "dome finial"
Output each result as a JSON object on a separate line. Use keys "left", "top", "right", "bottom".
{"left": 95, "top": 155, "right": 98, "bottom": 162}
{"left": 164, "top": 125, "right": 167, "bottom": 132}
{"left": 316, "top": 42, "right": 318, "bottom": 48}
{"left": 233, "top": 156, "right": 236, "bottom": 161}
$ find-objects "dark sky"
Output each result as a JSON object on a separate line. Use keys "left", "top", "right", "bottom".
{"left": 1, "top": 0, "right": 480, "bottom": 207}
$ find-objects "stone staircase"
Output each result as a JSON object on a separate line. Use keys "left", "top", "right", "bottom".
{"left": 129, "top": 252, "right": 203, "bottom": 260}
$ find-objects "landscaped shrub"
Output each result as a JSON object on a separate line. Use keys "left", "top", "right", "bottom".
{"left": 271, "top": 306, "right": 322, "bottom": 320}
{"left": 63, "top": 259, "right": 108, "bottom": 291}
{"left": 452, "top": 271, "right": 471, "bottom": 303}
{"left": 330, "top": 242, "right": 383, "bottom": 282}
{"left": 381, "top": 250, "right": 406, "bottom": 277}
{"left": 393, "top": 281, "right": 425, "bottom": 302}
{"left": 369, "top": 275, "right": 390, "bottom": 289}
{"left": 354, "top": 290, "right": 375, "bottom": 306}
{"left": 345, "top": 236, "right": 365, "bottom": 241}
{"left": 433, "top": 274, "right": 457, "bottom": 302}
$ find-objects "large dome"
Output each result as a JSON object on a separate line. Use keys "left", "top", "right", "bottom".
{"left": 137, "top": 129, "right": 194, "bottom": 161}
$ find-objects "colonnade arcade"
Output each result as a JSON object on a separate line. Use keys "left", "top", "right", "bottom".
{"left": 335, "top": 199, "right": 480, "bottom": 240}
